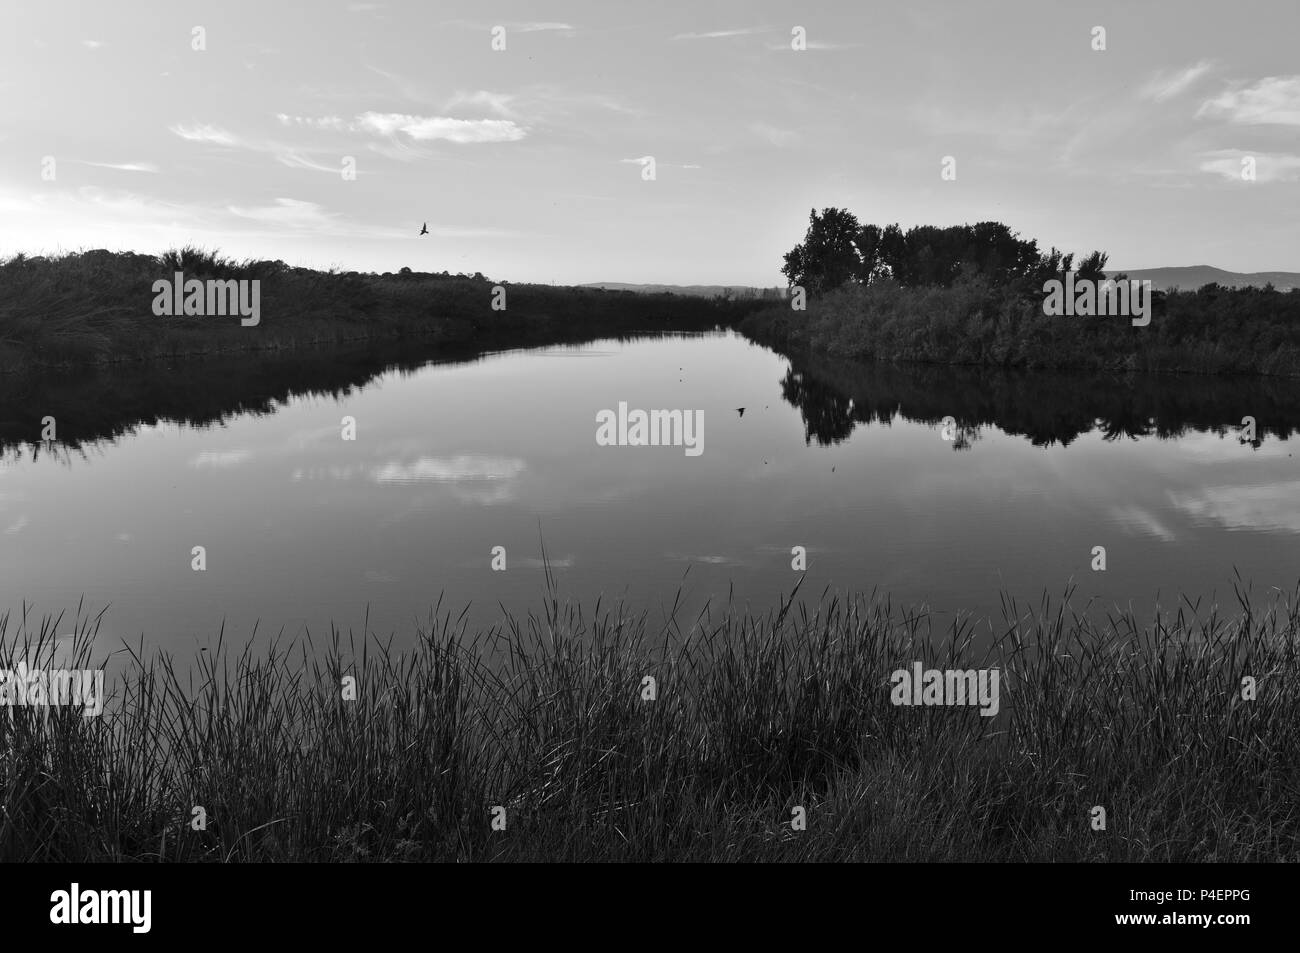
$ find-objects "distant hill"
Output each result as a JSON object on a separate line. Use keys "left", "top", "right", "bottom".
{"left": 582, "top": 282, "right": 774, "bottom": 298}
{"left": 587, "top": 268, "right": 1300, "bottom": 296}
{"left": 1108, "top": 266, "right": 1300, "bottom": 292}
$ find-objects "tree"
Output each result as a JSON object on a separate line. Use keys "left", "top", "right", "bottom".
{"left": 781, "top": 208, "right": 862, "bottom": 294}
{"left": 1077, "top": 250, "right": 1108, "bottom": 281}
{"left": 781, "top": 209, "right": 1111, "bottom": 298}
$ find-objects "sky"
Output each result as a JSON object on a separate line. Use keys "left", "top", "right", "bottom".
{"left": 0, "top": 0, "right": 1297, "bottom": 284}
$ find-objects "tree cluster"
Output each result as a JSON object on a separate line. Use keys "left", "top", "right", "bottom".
{"left": 781, "top": 208, "right": 1108, "bottom": 294}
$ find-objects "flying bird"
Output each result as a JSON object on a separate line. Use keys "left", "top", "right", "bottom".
{"left": 736, "top": 407, "right": 745, "bottom": 417}
{"left": 419, "top": 223, "right": 429, "bottom": 236}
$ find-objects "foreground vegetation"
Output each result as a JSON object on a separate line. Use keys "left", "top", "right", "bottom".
{"left": 0, "top": 247, "right": 754, "bottom": 372}
{"left": 3, "top": 576, "right": 1297, "bottom": 862}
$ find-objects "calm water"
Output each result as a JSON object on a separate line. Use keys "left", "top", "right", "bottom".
{"left": 2, "top": 330, "right": 1298, "bottom": 654}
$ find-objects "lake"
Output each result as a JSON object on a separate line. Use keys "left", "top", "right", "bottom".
{"left": 2, "top": 330, "right": 1297, "bottom": 656}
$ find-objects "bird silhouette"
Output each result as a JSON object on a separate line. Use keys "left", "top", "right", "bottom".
{"left": 736, "top": 407, "right": 745, "bottom": 417}
{"left": 419, "top": 223, "right": 429, "bottom": 235}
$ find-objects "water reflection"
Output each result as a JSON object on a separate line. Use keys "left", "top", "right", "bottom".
{"left": 0, "top": 331, "right": 1296, "bottom": 652}
{"left": 777, "top": 350, "right": 1294, "bottom": 449}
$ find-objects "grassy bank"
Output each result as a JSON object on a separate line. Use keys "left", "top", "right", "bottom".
{"left": 741, "top": 275, "right": 1300, "bottom": 377}
{"left": 3, "top": 577, "right": 1297, "bottom": 862}
{"left": 0, "top": 247, "right": 755, "bottom": 373}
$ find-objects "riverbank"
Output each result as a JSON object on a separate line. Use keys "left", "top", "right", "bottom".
{"left": 0, "top": 248, "right": 756, "bottom": 374}
{"left": 4, "top": 579, "right": 1296, "bottom": 862}
{"left": 740, "top": 275, "right": 1300, "bottom": 377}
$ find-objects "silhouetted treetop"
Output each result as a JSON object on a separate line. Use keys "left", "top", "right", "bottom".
{"left": 782, "top": 210, "right": 1108, "bottom": 295}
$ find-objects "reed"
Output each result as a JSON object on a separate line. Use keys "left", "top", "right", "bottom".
{"left": 0, "top": 575, "right": 1296, "bottom": 862}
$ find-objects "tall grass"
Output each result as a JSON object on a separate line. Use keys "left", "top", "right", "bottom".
{"left": 1, "top": 576, "right": 1297, "bottom": 861}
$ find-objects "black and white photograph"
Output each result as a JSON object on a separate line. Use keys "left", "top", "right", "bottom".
{"left": 0, "top": 0, "right": 1293, "bottom": 935}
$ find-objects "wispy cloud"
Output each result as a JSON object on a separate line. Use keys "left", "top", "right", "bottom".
{"left": 228, "top": 198, "right": 340, "bottom": 227}
{"left": 371, "top": 455, "right": 526, "bottom": 484}
{"left": 1170, "top": 481, "right": 1300, "bottom": 533}
{"left": 270, "top": 111, "right": 526, "bottom": 144}
{"left": 1198, "top": 76, "right": 1300, "bottom": 125}
{"left": 169, "top": 123, "right": 240, "bottom": 146}
{"left": 78, "top": 160, "right": 159, "bottom": 173}
{"left": 189, "top": 450, "right": 252, "bottom": 469}
{"left": 1139, "top": 60, "right": 1215, "bottom": 102}
{"left": 276, "top": 153, "right": 354, "bottom": 174}
{"left": 364, "top": 63, "right": 434, "bottom": 103}
{"left": 512, "top": 22, "right": 574, "bottom": 33}
{"left": 275, "top": 114, "right": 349, "bottom": 132}
{"left": 674, "top": 27, "right": 765, "bottom": 40}
{"left": 1109, "top": 505, "right": 1176, "bottom": 542}
{"left": 356, "top": 112, "right": 525, "bottom": 143}
{"left": 440, "top": 20, "right": 576, "bottom": 38}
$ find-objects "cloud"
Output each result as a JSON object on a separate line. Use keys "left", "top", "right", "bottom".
{"left": 169, "top": 123, "right": 240, "bottom": 146}
{"left": 276, "top": 153, "right": 351, "bottom": 174}
{"left": 363, "top": 63, "right": 434, "bottom": 103}
{"left": 1198, "top": 150, "right": 1300, "bottom": 183}
{"left": 1109, "top": 505, "right": 1176, "bottom": 543}
{"left": 176, "top": 111, "right": 523, "bottom": 178}
{"left": 512, "top": 22, "right": 574, "bottom": 32}
{"left": 82, "top": 40, "right": 104, "bottom": 49}
{"left": 665, "top": 552, "right": 740, "bottom": 565}
{"left": 189, "top": 449, "right": 252, "bottom": 469}
{"left": 356, "top": 112, "right": 525, "bottom": 143}
{"left": 371, "top": 455, "right": 526, "bottom": 484}
{"left": 442, "top": 19, "right": 574, "bottom": 36}
{"left": 517, "top": 555, "right": 575, "bottom": 569}
{"left": 1140, "top": 61, "right": 1215, "bottom": 102}
{"left": 1198, "top": 76, "right": 1300, "bottom": 125}
{"left": 674, "top": 27, "right": 765, "bottom": 40}
{"left": 227, "top": 197, "right": 343, "bottom": 228}
{"left": 78, "top": 160, "right": 159, "bottom": 173}
{"left": 275, "top": 113, "right": 349, "bottom": 131}
{"left": 4, "top": 515, "right": 29, "bottom": 535}
{"left": 1169, "top": 481, "right": 1300, "bottom": 533}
